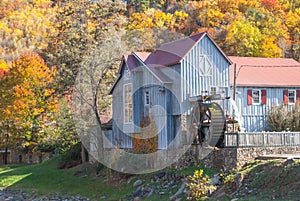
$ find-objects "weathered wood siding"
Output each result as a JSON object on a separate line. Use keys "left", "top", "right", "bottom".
{"left": 131, "top": 67, "right": 180, "bottom": 149}
{"left": 112, "top": 59, "right": 181, "bottom": 149}
{"left": 235, "top": 87, "right": 300, "bottom": 132}
{"left": 111, "top": 62, "right": 133, "bottom": 148}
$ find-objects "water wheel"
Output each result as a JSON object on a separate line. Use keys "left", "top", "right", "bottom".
{"left": 189, "top": 102, "right": 225, "bottom": 147}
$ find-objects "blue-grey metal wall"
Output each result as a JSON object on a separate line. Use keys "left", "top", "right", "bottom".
{"left": 235, "top": 87, "right": 300, "bottom": 132}
{"left": 181, "top": 35, "right": 230, "bottom": 113}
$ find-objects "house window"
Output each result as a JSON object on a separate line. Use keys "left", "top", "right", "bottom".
{"left": 288, "top": 90, "right": 296, "bottom": 104}
{"left": 124, "top": 69, "right": 130, "bottom": 80}
{"left": 252, "top": 89, "right": 261, "bottom": 104}
{"left": 248, "top": 89, "right": 266, "bottom": 105}
{"left": 145, "top": 91, "right": 150, "bottom": 105}
{"left": 124, "top": 84, "right": 132, "bottom": 123}
{"left": 211, "top": 87, "right": 217, "bottom": 95}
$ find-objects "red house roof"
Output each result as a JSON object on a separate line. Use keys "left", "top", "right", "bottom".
{"left": 144, "top": 32, "right": 206, "bottom": 67}
{"left": 229, "top": 56, "right": 300, "bottom": 87}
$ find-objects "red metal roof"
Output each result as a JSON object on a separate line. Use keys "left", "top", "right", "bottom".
{"left": 229, "top": 56, "right": 300, "bottom": 87}
{"left": 144, "top": 32, "right": 205, "bottom": 67}
{"left": 110, "top": 32, "right": 231, "bottom": 93}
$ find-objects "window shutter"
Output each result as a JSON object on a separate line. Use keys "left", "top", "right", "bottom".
{"left": 261, "top": 89, "right": 267, "bottom": 105}
{"left": 297, "top": 90, "right": 300, "bottom": 103}
{"left": 247, "top": 89, "right": 252, "bottom": 105}
{"left": 283, "top": 90, "right": 288, "bottom": 104}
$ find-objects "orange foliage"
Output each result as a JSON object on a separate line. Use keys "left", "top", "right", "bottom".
{"left": 0, "top": 52, "right": 57, "bottom": 151}
{"left": 133, "top": 116, "right": 158, "bottom": 154}
{"left": 261, "top": 0, "right": 278, "bottom": 10}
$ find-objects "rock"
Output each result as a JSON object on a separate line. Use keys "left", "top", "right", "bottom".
{"left": 100, "top": 195, "right": 107, "bottom": 200}
{"left": 283, "top": 158, "right": 294, "bottom": 166}
{"left": 133, "top": 179, "right": 143, "bottom": 187}
{"left": 156, "top": 171, "right": 166, "bottom": 179}
{"left": 169, "top": 182, "right": 186, "bottom": 200}
{"left": 144, "top": 188, "right": 154, "bottom": 197}
{"left": 133, "top": 186, "right": 143, "bottom": 197}
{"left": 133, "top": 197, "right": 142, "bottom": 201}
{"left": 210, "top": 173, "right": 223, "bottom": 185}
{"left": 234, "top": 173, "right": 244, "bottom": 191}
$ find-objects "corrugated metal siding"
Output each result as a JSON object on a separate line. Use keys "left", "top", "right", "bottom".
{"left": 181, "top": 35, "right": 230, "bottom": 113}
{"left": 234, "top": 87, "right": 300, "bottom": 132}
{"left": 160, "top": 64, "right": 181, "bottom": 115}
{"left": 113, "top": 60, "right": 179, "bottom": 149}
{"left": 111, "top": 62, "right": 133, "bottom": 148}
{"left": 111, "top": 35, "right": 231, "bottom": 149}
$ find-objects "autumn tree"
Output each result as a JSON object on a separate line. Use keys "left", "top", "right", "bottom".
{"left": 225, "top": 20, "right": 263, "bottom": 56}
{"left": 0, "top": 53, "right": 57, "bottom": 159}
{"left": 45, "top": 0, "right": 126, "bottom": 94}
{"left": 40, "top": 99, "right": 79, "bottom": 153}
{"left": 0, "top": 0, "right": 57, "bottom": 62}
{"left": 285, "top": 8, "right": 300, "bottom": 60}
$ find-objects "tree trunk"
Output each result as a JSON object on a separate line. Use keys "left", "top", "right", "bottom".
{"left": 4, "top": 147, "right": 8, "bottom": 165}
{"left": 81, "top": 143, "right": 87, "bottom": 163}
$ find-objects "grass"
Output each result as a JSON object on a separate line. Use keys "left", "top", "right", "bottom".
{"left": 0, "top": 155, "right": 219, "bottom": 200}
{"left": 0, "top": 157, "right": 134, "bottom": 200}
{"left": 211, "top": 159, "right": 300, "bottom": 201}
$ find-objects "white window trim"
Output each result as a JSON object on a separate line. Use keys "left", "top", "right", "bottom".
{"left": 123, "top": 83, "right": 132, "bottom": 124}
{"left": 288, "top": 90, "right": 296, "bottom": 104}
{"left": 252, "top": 89, "right": 261, "bottom": 105}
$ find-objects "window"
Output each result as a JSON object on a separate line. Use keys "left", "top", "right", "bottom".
{"left": 252, "top": 89, "right": 261, "bottom": 104}
{"left": 124, "top": 84, "right": 132, "bottom": 123}
{"left": 124, "top": 69, "right": 130, "bottom": 80}
{"left": 211, "top": 87, "right": 217, "bottom": 95}
{"left": 248, "top": 89, "right": 266, "bottom": 105}
{"left": 288, "top": 90, "right": 296, "bottom": 104}
{"left": 145, "top": 91, "right": 150, "bottom": 105}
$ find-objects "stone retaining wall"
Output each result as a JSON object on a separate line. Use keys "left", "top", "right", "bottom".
{"left": 171, "top": 146, "right": 300, "bottom": 172}
{"left": 10, "top": 150, "right": 52, "bottom": 164}
{"left": 202, "top": 146, "right": 300, "bottom": 171}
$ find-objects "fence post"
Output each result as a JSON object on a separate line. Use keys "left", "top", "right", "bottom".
{"left": 236, "top": 132, "right": 239, "bottom": 148}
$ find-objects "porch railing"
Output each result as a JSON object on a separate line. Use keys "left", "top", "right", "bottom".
{"left": 224, "top": 132, "right": 300, "bottom": 147}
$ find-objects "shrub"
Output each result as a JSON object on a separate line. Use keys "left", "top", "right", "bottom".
{"left": 267, "top": 103, "right": 300, "bottom": 131}
{"left": 186, "top": 169, "right": 210, "bottom": 200}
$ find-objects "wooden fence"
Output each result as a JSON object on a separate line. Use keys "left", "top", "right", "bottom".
{"left": 224, "top": 132, "right": 300, "bottom": 147}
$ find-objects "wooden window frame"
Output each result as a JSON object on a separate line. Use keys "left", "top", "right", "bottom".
{"left": 123, "top": 83, "right": 132, "bottom": 124}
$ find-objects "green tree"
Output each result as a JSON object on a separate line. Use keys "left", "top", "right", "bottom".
{"left": 40, "top": 99, "right": 79, "bottom": 153}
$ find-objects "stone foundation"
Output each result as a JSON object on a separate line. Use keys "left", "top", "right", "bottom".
{"left": 203, "top": 146, "right": 300, "bottom": 171}
{"left": 171, "top": 146, "right": 300, "bottom": 172}
{"left": 8, "top": 150, "right": 52, "bottom": 164}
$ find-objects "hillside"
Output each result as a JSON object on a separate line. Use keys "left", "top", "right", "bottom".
{"left": 0, "top": 156, "right": 299, "bottom": 200}
{"left": 211, "top": 158, "right": 300, "bottom": 201}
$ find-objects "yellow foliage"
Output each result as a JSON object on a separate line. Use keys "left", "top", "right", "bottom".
{"left": 127, "top": 8, "right": 188, "bottom": 32}
{"left": 0, "top": 0, "right": 57, "bottom": 61}
{"left": 0, "top": 52, "right": 57, "bottom": 150}
{"left": 186, "top": 169, "right": 211, "bottom": 200}
{"left": 0, "top": 59, "right": 8, "bottom": 70}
